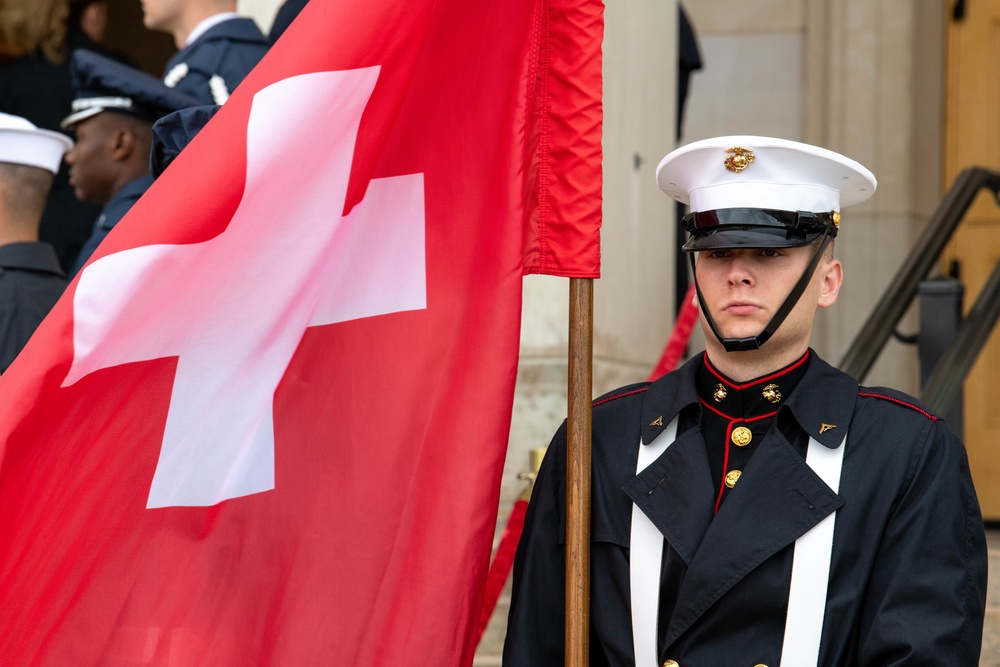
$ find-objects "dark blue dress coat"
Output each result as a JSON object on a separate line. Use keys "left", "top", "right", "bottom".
{"left": 504, "top": 352, "right": 987, "bottom": 666}
{"left": 163, "top": 17, "right": 268, "bottom": 106}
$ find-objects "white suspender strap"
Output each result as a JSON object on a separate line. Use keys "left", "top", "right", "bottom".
{"left": 630, "top": 417, "right": 678, "bottom": 667}
{"left": 779, "top": 432, "right": 848, "bottom": 667}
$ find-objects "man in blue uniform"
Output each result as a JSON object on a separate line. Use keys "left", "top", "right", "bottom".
{"left": 0, "top": 113, "right": 72, "bottom": 373}
{"left": 504, "top": 136, "right": 988, "bottom": 666}
{"left": 61, "top": 50, "right": 199, "bottom": 275}
{"left": 141, "top": 0, "right": 269, "bottom": 106}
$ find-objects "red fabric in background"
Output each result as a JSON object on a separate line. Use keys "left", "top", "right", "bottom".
{"left": 0, "top": 1, "right": 603, "bottom": 665}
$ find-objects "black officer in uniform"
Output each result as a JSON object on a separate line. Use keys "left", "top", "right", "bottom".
{"left": 142, "top": 0, "right": 269, "bottom": 106}
{"left": 60, "top": 50, "right": 200, "bottom": 275}
{"left": 504, "top": 136, "right": 988, "bottom": 666}
{"left": 0, "top": 113, "right": 72, "bottom": 373}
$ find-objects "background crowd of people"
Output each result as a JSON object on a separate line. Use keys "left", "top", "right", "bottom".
{"left": 0, "top": 0, "right": 306, "bottom": 373}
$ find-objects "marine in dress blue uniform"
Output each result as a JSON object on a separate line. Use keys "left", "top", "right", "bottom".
{"left": 503, "top": 137, "right": 988, "bottom": 666}
{"left": 61, "top": 51, "right": 199, "bottom": 274}
{"left": 162, "top": 15, "right": 268, "bottom": 106}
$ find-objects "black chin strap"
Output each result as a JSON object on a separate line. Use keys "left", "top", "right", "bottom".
{"left": 689, "top": 231, "right": 834, "bottom": 352}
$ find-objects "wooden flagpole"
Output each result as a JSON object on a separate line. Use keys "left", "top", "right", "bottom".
{"left": 566, "top": 277, "right": 593, "bottom": 666}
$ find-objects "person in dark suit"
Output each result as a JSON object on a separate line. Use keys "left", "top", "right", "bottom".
{"left": 504, "top": 136, "right": 988, "bottom": 666}
{"left": 61, "top": 50, "right": 200, "bottom": 275}
{"left": 0, "top": 112, "right": 72, "bottom": 373}
{"left": 141, "top": 0, "right": 268, "bottom": 106}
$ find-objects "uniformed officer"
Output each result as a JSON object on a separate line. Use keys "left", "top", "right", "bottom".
{"left": 0, "top": 113, "right": 72, "bottom": 372}
{"left": 61, "top": 50, "right": 199, "bottom": 275}
{"left": 504, "top": 136, "right": 988, "bottom": 666}
{"left": 141, "top": 0, "right": 269, "bottom": 106}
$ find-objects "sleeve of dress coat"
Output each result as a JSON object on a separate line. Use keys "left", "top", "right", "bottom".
{"left": 503, "top": 423, "right": 567, "bottom": 664}
{"left": 856, "top": 415, "right": 987, "bottom": 666}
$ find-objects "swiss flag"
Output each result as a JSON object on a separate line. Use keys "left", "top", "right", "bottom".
{"left": 0, "top": 0, "right": 601, "bottom": 665}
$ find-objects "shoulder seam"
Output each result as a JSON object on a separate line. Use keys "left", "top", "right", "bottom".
{"left": 857, "top": 391, "right": 937, "bottom": 421}
{"left": 592, "top": 387, "right": 649, "bottom": 408}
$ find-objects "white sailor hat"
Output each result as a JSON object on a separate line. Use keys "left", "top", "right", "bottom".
{"left": 61, "top": 50, "right": 201, "bottom": 129}
{"left": 0, "top": 112, "right": 73, "bottom": 174}
{"left": 656, "top": 135, "right": 877, "bottom": 251}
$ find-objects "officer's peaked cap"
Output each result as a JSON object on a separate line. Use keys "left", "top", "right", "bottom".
{"left": 656, "top": 136, "right": 877, "bottom": 251}
{"left": 61, "top": 50, "right": 202, "bottom": 128}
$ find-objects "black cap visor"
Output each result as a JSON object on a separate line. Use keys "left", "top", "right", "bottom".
{"left": 682, "top": 208, "right": 838, "bottom": 252}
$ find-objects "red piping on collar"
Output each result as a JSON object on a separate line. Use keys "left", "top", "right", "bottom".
{"left": 704, "top": 350, "right": 810, "bottom": 389}
{"left": 592, "top": 387, "right": 648, "bottom": 408}
{"left": 700, "top": 398, "right": 777, "bottom": 423}
{"left": 857, "top": 392, "right": 937, "bottom": 421}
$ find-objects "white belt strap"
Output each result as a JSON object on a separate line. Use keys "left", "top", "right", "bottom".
{"left": 629, "top": 428, "right": 847, "bottom": 667}
{"left": 630, "top": 417, "right": 678, "bottom": 667}
{"left": 779, "top": 431, "right": 847, "bottom": 667}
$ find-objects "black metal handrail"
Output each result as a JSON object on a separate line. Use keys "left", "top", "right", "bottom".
{"left": 839, "top": 168, "right": 1000, "bottom": 388}
{"left": 921, "top": 257, "right": 1000, "bottom": 413}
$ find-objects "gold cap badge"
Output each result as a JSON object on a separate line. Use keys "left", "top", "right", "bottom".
{"left": 724, "top": 146, "right": 755, "bottom": 173}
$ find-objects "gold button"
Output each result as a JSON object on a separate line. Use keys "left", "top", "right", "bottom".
{"left": 754, "top": 664, "right": 768, "bottom": 667}
{"left": 725, "top": 470, "right": 742, "bottom": 488}
{"left": 731, "top": 426, "right": 752, "bottom": 446}
{"left": 663, "top": 661, "right": 679, "bottom": 667}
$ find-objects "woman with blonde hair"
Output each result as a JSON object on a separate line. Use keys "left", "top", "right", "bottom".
{"left": 0, "top": 0, "right": 69, "bottom": 64}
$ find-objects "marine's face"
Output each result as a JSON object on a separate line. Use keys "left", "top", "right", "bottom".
{"left": 694, "top": 244, "right": 842, "bottom": 358}
{"left": 65, "top": 114, "right": 118, "bottom": 205}
{"left": 140, "top": 0, "right": 183, "bottom": 34}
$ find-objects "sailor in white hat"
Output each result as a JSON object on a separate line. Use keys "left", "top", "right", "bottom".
{"left": 0, "top": 113, "right": 73, "bottom": 372}
{"left": 504, "top": 136, "right": 987, "bottom": 667}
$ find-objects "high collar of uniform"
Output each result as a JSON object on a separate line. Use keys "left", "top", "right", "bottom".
{"left": 697, "top": 350, "right": 811, "bottom": 420}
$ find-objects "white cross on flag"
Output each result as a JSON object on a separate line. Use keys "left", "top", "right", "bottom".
{"left": 0, "top": 0, "right": 601, "bottom": 665}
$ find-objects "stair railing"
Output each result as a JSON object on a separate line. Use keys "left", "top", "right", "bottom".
{"left": 839, "top": 167, "right": 1000, "bottom": 417}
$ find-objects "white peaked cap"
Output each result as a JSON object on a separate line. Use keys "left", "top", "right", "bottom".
{"left": 0, "top": 112, "right": 73, "bottom": 174}
{"left": 656, "top": 135, "right": 876, "bottom": 213}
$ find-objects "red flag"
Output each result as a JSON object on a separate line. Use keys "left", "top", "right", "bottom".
{"left": 0, "top": 1, "right": 602, "bottom": 665}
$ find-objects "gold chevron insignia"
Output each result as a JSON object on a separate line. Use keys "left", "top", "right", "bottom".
{"left": 819, "top": 423, "right": 837, "bottom": 434}
{"left": 650, "top": 416, "right": 663, "bottom": 427}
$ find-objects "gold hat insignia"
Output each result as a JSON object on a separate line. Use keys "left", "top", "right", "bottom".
{"left": 724, "top": 146, "right": 755, "bottom": 173}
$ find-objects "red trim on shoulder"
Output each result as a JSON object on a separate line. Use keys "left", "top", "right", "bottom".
{"left": 857, "top": 391, "right": 937, "bottom": 421}
{"left": 592, "top": 387, "right": 649, "bottom": 408}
